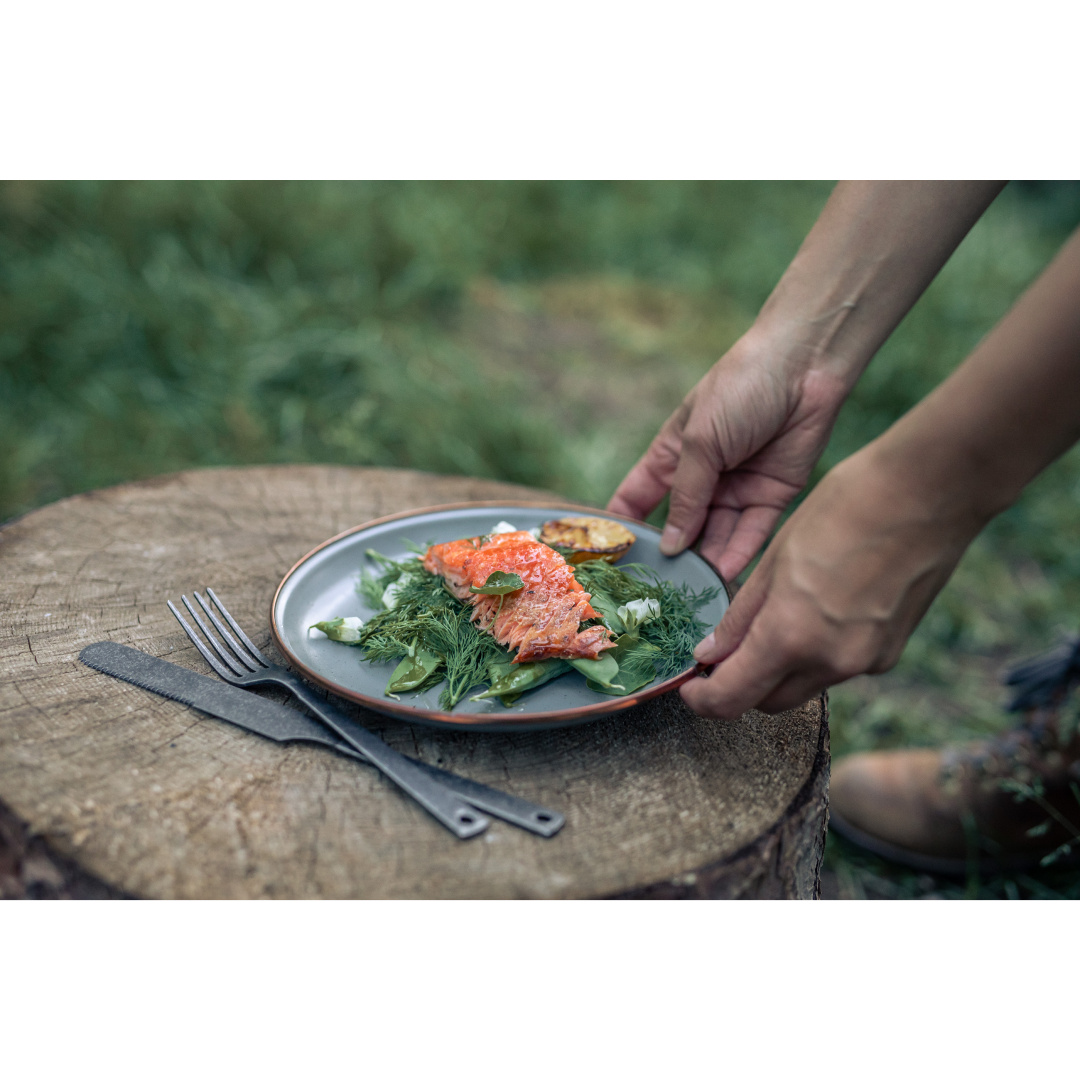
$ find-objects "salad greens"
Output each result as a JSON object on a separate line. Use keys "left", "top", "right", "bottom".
{"left": 311, "top": 539, "right": 720, "bottom": 710}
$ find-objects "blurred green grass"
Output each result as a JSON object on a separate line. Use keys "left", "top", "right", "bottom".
{"left": 4, "top": 180, "right": 1080, "bottom": 897}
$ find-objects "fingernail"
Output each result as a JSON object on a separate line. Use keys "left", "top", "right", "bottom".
{"left": 693, "top": 632, "right": 715, "bottom": 661}
{"left": 660, "top": 525, "right": 683, "bottom": 555}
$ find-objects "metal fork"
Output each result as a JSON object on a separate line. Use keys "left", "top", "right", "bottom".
{"left": 167, "top": 589, "right": 564, "bottom": 839}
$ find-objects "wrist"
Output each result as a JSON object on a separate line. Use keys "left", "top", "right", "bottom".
{"left": 732, "top": 317, "right": 860, "bottom": 417}
{"left": 850, "top": 429, "right": 998, "bottom": 543}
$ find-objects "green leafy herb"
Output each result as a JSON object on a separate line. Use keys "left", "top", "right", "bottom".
{"left": 469, "top": 570, "right": 525, "bottom": 621}
{"left": 469, "top": 571, "right": 525, "bottom": 596}
{"left": 586, "top": 590, "right": 626, "bottom": 634}
{"left": 574, "top": 561, "right": 719, "bottom": 679}
{"left": 359, "top": 547, "right": 412, "bottom": 610}
{"left": 587, "top": 635, "right": 662, "bottom": 696}
{"left": 568, "top": 653, "right": 623, "bottom": 692}
{"left": 414, "top": 601, "right": 508, "bottom": 708}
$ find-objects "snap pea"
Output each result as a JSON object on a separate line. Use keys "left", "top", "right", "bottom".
{"left": 311, "top": 617, "right": 364, "bottom": 644}
{"left": 386, "top": 639, "right": 443, "bottom": 695}
{"left": 470, "top": 658, "right": 571, "bottom": 705}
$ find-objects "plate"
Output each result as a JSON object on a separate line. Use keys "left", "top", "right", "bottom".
{"left": 270, "top": 502, "right": 730, "bottom": 731}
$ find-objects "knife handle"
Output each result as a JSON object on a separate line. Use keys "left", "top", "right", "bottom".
{"left": 331, "top": 744, "right": 564, "bottom": 838}
{"left": 280, "top": 677, "right": 489, "bottom": 840}
{"left": 410, "top": 759, "right": 565, "bottom": 837}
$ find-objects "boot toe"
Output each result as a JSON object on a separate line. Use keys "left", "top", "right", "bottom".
{"left": 832, "top": 749, "right": 967, "bottom": 858}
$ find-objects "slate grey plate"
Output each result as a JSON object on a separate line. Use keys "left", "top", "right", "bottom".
{"left": 270, "top": 501, "right": 729, "bottom": 732}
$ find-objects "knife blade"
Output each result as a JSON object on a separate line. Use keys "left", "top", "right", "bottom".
{"left": 79, "top": 642, "right": 563, "bottom": 836}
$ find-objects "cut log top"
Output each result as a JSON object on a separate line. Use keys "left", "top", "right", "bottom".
{"left": 0, "top": 466, "right": 828, "bottom": 899}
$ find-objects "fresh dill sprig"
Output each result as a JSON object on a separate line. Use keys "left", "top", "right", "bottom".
{"left": 574, "top": 561, "right": 719, "bottom": 680}
{"left": 358, "top": 561, "right": 450, "bottom": 659}
{"left": 418, "top": 603, "right": 508, "bottom": 708}
{"left": 355, "top": 550, "right": 504, "bottom": 706}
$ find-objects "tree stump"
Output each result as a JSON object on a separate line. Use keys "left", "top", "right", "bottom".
{"left": 0, "top": 466, "right": 829, "bottom": 899}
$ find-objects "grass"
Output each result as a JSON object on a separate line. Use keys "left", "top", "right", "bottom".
{"left": 4, "top": 180, "right": 1080, "bottom": 897}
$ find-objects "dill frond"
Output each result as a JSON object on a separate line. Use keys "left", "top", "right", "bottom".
{"left": 575, "top": 561, "right": 719, "bottom": 679}
{"left": 418, "top": 604, "right": 508, "bottom": 708}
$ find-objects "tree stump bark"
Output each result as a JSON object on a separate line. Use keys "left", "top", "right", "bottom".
{"left": 0, "top": 466, "right": 829, "bottom": 899}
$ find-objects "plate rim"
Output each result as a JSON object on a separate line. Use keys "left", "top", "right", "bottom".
{"left": 270, "top": 499, "right": 730, "bottom": 730}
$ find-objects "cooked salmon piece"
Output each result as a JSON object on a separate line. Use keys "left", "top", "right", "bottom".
{"left": 423, "top": 531, "right": 615, "bottom": 662}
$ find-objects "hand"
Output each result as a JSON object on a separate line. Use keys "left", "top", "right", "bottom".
{"left": 607, "top": 329, "right": 849, "bottom": 581}
{"left": 607, "top": 183, "right": 1008, "bottom": 583}
{"left": 682, "top": 445, "right": 982, "bottom": 719}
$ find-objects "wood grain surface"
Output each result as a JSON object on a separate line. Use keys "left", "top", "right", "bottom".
{"left": 0, "top": 465, "right": 828, "bottom": 899}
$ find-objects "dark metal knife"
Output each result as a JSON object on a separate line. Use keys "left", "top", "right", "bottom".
{"left": 79, "top": 641, "right": 564, "bottom": 837}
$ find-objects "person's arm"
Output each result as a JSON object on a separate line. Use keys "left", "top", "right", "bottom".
{"left": 685, "top": 226, "right": 1080, "bottom": 719}
{"left": 608, "top": 181, "right": 1006, "bottom": 581}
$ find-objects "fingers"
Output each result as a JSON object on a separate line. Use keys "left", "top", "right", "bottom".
{"left": 695, "top": 506, "right": 740, "bottom": 571}
{"left": 755, "top": 669, "right": 835, "bottom": 714}
{"left": 681, "top": 620, "right": 790, "bottom": 719}
{"left": 607, "top": 456, "right": 671, "bottom": 521}
{"left": 702, "top": 505, "right": 785, "bottom": 582}
{"left": 661, "top": 423, "right": 724, "bottom": 555}
{"left": 684, "top": 556, "right": 833, "bottom": 719}
{"left": 693, "top": 566, "right": 768, "bottom": 665}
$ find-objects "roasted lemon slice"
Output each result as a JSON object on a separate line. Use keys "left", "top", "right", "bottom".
{"left": 539, "top": 516, "right": 636, "bottom": 564}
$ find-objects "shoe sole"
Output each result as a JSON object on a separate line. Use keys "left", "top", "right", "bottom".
{"left": 828, "top": 810, "right": 1067, "bottom": 877}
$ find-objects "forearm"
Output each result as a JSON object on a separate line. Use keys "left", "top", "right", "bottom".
{"left": 610, "top": 181, "right": 1006, "bottom": 573}
{"left": 753, "top": 181, "right": 1007, "bottom": 390}
{"left": 868, "top": 225, "right": 1080, "bottom": 530}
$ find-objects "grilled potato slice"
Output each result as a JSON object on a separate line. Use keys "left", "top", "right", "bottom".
{"left": 539, "top": 516, "right": 636, "bottom": 564}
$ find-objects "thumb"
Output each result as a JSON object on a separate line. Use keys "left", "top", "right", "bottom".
{"left": 693, "top": 564, "right": 769, "bottom": 666}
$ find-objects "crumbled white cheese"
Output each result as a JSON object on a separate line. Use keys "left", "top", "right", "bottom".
{"left": 490, "top": 521, "right": 517, "bottom": 535}
{"left": 382, "top": 580, "right": 406, "bottom": 610}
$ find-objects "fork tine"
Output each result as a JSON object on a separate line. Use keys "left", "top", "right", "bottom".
{"left": 167, "top": 600, "right": 237, "bottom": 681}
{"left": 180, "top": 594, "right": 248, "bottom": 677}
{"left": 206, "top": 588, "right": 270, "bottom": 666}
{"left": 193, "top": 590, "right": 260, "bottom": 672}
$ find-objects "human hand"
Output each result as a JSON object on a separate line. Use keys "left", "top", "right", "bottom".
{"left": 682, "top": 444, "right": 982, "bottom": 719}
{"left": 607, "top": 183, "right": 1007, "bottom": 583}
{"left": 607, "top": 329, "right": 850, "bottom": 581}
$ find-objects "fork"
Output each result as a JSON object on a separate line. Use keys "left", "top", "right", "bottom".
{"left": 167, "top": 589, "right": 564, "bottom": 838}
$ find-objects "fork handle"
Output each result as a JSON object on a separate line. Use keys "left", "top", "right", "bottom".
{"left": 283, "top": 677, "right": 562, "bottom": 835}
{"left": 281, "top": 677, "right": 489, "bottom": 839}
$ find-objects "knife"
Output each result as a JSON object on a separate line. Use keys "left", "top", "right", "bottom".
{"left": 80, "top": 642, "right": 564, "bottom": 837}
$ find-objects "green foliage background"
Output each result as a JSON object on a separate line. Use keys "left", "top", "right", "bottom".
{"left": 3, "top": 180, "right": 1079, "bottom": 896}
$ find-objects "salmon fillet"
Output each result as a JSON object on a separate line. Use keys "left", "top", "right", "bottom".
{"left": 423, "top": 530, "right": 615, "bottom": 662}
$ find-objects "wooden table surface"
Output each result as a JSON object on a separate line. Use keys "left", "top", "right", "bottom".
{"left": 0, "top": 466, "right": 829, "bottom": 899}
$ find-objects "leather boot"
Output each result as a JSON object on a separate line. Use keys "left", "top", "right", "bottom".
{"left": 830, "top": 638, "right": 1080, "bottom": 874}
